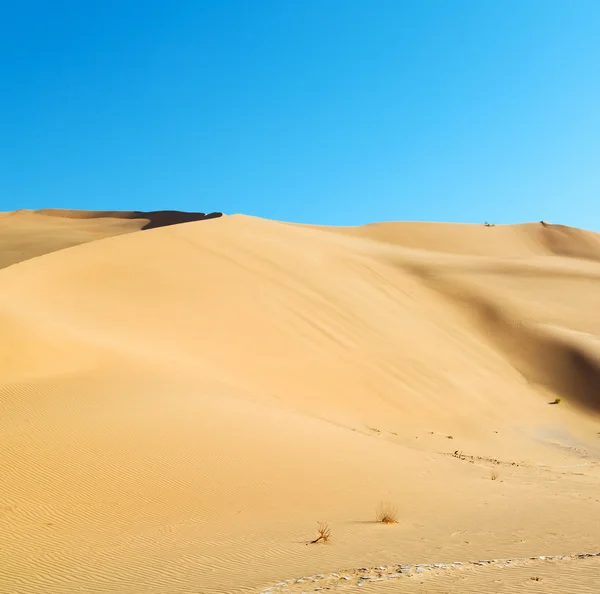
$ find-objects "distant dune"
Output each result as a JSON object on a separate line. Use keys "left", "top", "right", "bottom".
{"left": 1, "top": 211, "right": 599, "bottom": 593}
{"left": 0, "top": 208, "right": 222, "bottom": 269}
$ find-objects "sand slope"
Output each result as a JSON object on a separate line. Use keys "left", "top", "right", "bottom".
{"left": 1, "top": 213, "right": 599, "bottom": 593}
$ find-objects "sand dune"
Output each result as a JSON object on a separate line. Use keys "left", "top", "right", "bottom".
{"left": 0, "top": 208, "right": 222, "bottom": 270}
{"left": 1, "top": 212, "right": 599, "bottom": 593}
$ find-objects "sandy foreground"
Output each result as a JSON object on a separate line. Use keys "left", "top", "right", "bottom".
{"left": 0, "top": 210, "right": 599, "bottom": 593}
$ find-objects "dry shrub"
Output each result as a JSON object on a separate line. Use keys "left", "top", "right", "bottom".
{"left": 310, "top": 521, "right": 330, "bottom": 544}
{"left": 376, "top": 501, "right": 398, "bottom": 524}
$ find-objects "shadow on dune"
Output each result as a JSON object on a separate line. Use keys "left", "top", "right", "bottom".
{"left": 405, "top": 265, "right": 600, "bottom": 415}
{"left": 33, "top": 208, "right": 224, "bottom": 229}
{"left": 538, "top": 343, "right": 600, "bottom": 414}
{"left": 136, "top": 210, "right": 223, "bottom": 230}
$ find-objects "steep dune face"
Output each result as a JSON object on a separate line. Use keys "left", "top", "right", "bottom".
{"left": 1, "top": 214, "right": 600, "bottom": 593}
{"left": 0, "top": 208, "right": 222, "bottom": 269}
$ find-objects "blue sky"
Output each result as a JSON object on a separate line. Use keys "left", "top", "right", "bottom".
{"left": 1, "top": 1, "right": 599, "bottom": 228}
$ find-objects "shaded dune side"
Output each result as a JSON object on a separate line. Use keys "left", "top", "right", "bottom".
{"left": 32, "top": 208, "right": 223, "bottom": 229}
{"left": 403, "top": 264, "right": 600, "bottom": 415}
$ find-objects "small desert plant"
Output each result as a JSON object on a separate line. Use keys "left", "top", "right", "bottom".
{"left": 491, "top": 470, "right": 499, "bottom": 481}
{"left": 310, "top": 521, "right": 331, "bottom": 544}
{"left": 551, "top": 397, "right": 562, "bottom": 404}
{"left": 375, "top": 501, "right": 398, "bottom": 524}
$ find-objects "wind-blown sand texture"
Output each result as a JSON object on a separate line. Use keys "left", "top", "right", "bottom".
{"left": 1, "top": 210, "right": 599, "bottom": 593}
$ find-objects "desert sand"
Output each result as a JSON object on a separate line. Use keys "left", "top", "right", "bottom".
{"left": 1, "top": 209, "right": 599, "bottom": 594}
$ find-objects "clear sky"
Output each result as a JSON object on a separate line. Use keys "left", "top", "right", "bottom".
{"left": 1, "top": 1, "right": 599, "bottom": 228}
